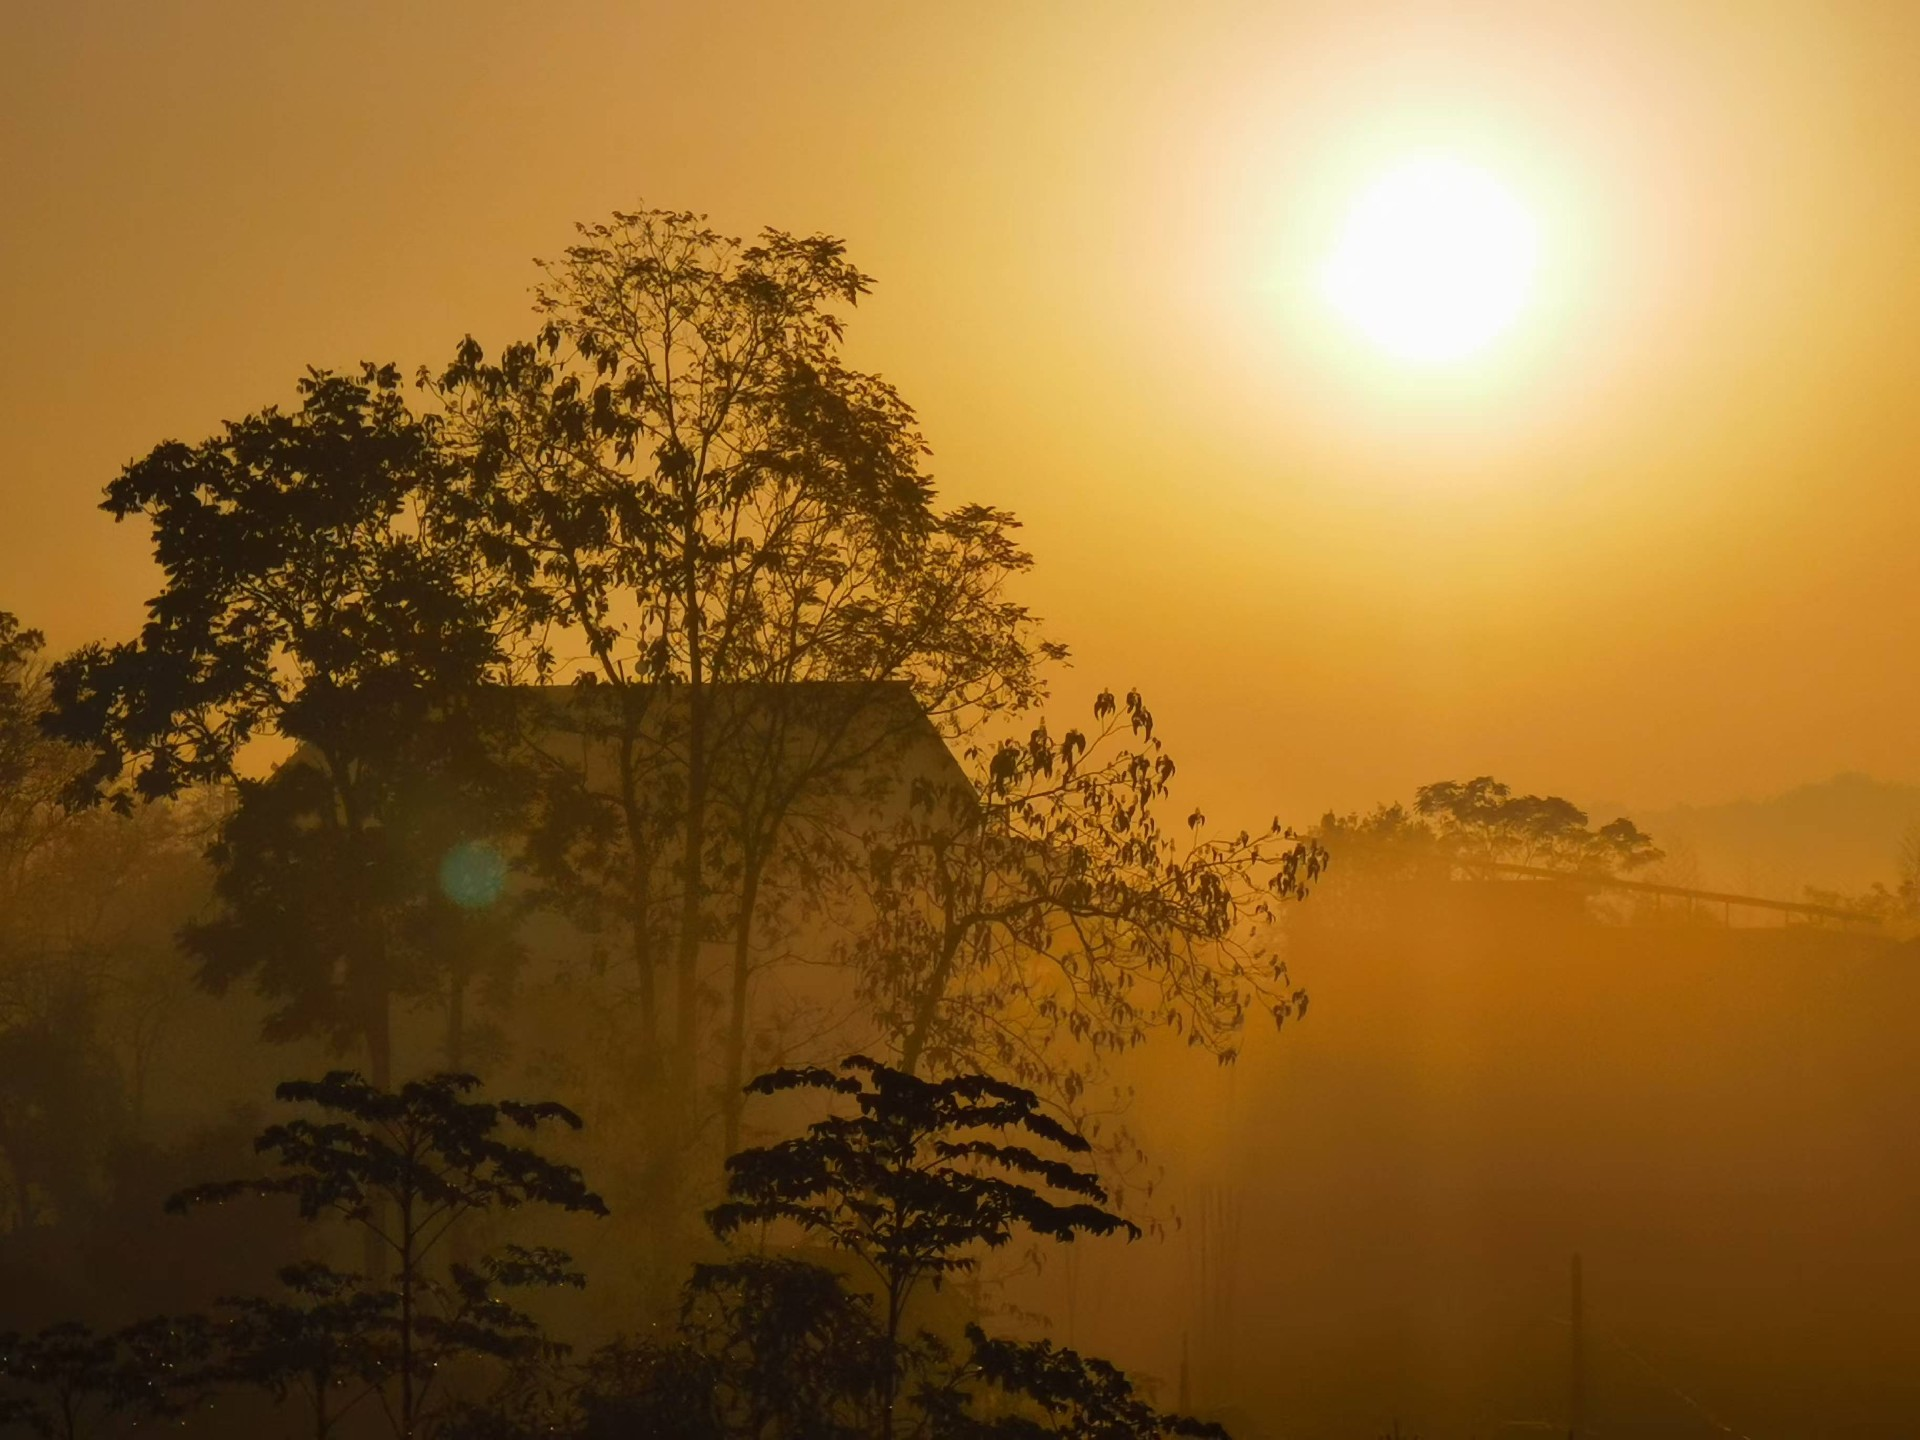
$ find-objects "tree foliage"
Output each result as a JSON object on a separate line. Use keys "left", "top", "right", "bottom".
{"left": 1316, "top": 774, "right": 1662, "bottom": 882}
{"left": 709, "top": 1056, "right": 1138, "bottom": 1436}
{"left": 563, "top": 1257, "right": 885, "bottom": 1440}
{"left": 0, "top": 612, "right": 208, "bottom": 1235}
{"left": 44, "top": 365, "right": 518, "bottom": 1087}
{"left": 169, "top": 1071, "right": 606, "bottom": 1439}
{"left": 0, "top": 1315, "right": 211, "bottom": 1439}
{"left": 1410, "top": 776, "right": 1661, "bottom": 871}
{"left": 212, "top": 1261, "right": 395, "bottom": 1440}
{"left": 925, "top": 1324, "right": 1226, "bottom": 1440}
{"left": 846, "top": 689, "right": 1323, "bottom": 1114}
{"left": 430, "top": 206, "right": 1061, "bottom": 1224}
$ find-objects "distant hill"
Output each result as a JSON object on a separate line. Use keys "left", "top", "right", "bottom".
{"left": 1623, "top": 773, "right": 1920, "bottom": 900}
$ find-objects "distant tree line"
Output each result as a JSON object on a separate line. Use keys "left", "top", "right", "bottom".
{"left": 1316, "top": 775, "right": 1662, "bottom": 877}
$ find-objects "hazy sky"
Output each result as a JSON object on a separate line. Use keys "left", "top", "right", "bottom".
{"left": 4, "top": 1, "right": 1917, "bottom": 821}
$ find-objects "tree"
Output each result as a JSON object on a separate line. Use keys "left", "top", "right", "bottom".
{"left": 212, "top": 1261, "right": 396, "bottom": 1440}
{"left": 0, "top": 612, "right": 72, "bottom": 898}
{"left": 432, "top": 207, "right": 1055, "bottom": 1208}
{"left": 0, "top": 1315, "right": 211, "bottom": 1440}
{"left": 437, "top": 1058, "right": 1221, "bottom": 1440}
{"left": 844, "top": 690, "right": 1322, "bottom": 1127}
{"left": 568, "top": 1257, "right": 884, "bottom": 1440}
{"left": 926, "top": 1325, "right": 1226, "bottom": 1439}
{"left": 1409, "top": 776, "right": 1661, "bottom": 873}
{"left": 1312, "top": 776, "right": 1663, "bottom": 887}
{"left": 168, "top": 1071, "right": 608, "bottom": 1440}
{"left": 0, "top": 979, "right": 125, "bottom": 1233}
{"left": 708, "top": 1056, "right": 1140, "bottom": 1437}
{"left": 45, "top": 364, "right": 516, "bottom": 1093}
{"left": 0, "top": 1321, "right": 125, "bottom": 1440}
{"left": 1899, "top": 822, "right": 1920, "bottom": 912}
{"left": 0, "top": 611, "right": 208, "bottom": 1235}
{"left": 1803, "top": 822, "right": 1920, "bottom": 931}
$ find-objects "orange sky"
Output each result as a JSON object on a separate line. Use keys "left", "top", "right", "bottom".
{"left": 4, "top": 1, "right": 1917, "bottom": 822}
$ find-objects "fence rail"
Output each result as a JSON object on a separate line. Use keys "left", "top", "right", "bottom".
{"left": 1460, "top": 860, "right": 1882, "bottom": 927}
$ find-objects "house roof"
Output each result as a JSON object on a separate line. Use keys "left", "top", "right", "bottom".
{"left": 506, "top": 678, "right": 973, "bottom": 815}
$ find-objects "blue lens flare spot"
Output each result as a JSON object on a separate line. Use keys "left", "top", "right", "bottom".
{"left": 439, "top": 840, "right": 507, "bottom": 910}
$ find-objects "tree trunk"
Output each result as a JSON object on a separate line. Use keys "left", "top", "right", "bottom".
{"left": 363, "top": 990, "right": 392, "bottom": 1284}
{"left": 615, "top": 731, "right": 659, "bottom": 1057}
{"left": 881, "top": 1276, "right": 904, "bottom": 1440}
{"left": 675, "top": 484, "right": 709, "bottom": 1109}
{"left": 445, "top": 971, "right": 465, "bottom": 1073}
{"left": 720, "top": 858, "right": 764, "bottom": 1157}
{"left": 898, "top": 929, "right": 964, "bottom": 1077}
{"left": 444, "top": 972, "right": 474, "bottom": 1269}
{"left": 675, "top": 688, "right": 708, "bottom": 1104}
{"left": 399, "top": 1203, "right": 415, "bottom": 1440}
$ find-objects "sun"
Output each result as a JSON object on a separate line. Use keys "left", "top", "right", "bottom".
{"left": 1320, "top": 155, "right": 1541, "bottom": 364}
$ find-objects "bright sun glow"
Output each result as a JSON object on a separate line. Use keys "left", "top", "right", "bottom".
{"left": 1320, "top": 156, "right": 1541, "bottom": 364}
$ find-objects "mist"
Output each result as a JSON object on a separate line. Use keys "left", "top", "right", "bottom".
{"left": 6, "top": 8, "right": 1920, "bottom": 1438}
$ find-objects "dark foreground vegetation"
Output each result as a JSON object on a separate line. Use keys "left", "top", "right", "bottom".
{"left": 1, "top": 1058, "right": 1222, "bottom": 1439}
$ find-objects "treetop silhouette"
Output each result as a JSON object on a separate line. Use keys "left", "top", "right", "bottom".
{"left": 710, "top": 1054, "right": 1139, "bottom": 1437}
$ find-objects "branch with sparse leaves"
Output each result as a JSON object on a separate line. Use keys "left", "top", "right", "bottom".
{"left": 843, "top": 688, "right": 1324, "bottom": 1113}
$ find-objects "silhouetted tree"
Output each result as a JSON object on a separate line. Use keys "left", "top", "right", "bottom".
{"left": 431, "top": 207, "right": 1058, "bottom": 1193}
{"left": 0, "top": 612, "right": 209, "bottom": 1237}
{"left": 44, "top": 364, "right": 514, "bottom": 1094}
{"left": 1410, "top": 776, "right": 1661, "bottom": 872}
{"left": 925, "top": 1324, "right": 1227, "bottom": 1439}
{"left": 212, "top": 1261, "right": 395, "bottom": 1440}
{"left": 1802, "top": 821, "right": 1920, "bottom": 930}
{"left": 0, "top": 612, "right": 71, "bottom": 890}
{"left": 1314, "top": 776, "right": 1662, "bottom": 892}
{"left": 0, "top": 1314, "right": 210, "bottom": 1439}
{"left": 0, "top": 982, "right": 125, "bottom": 1234}
{"left": 846, "top": 690, "right": 1322, "bottom": 1130}
{"left": 709, "top": 1056, "right": 1140, "bottom": 1437}
{"left": 0, "top": 1322, "right": 123, "bottom": 1440}
{"left": 567, "top": 1257, "right": 883, "bottom": 1440}
{"left": 438, "top": 1057, "right": 1219, "bottom": 1440}
{"left": 169, "top": 1071, "right": 607, "bottom": 1440}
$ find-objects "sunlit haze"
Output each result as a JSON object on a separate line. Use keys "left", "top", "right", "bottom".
{"left": 6, "top": 9, "right": 1920, "bottom": 1440}
{"left": 5, "top": 4, "right": 1919, "bottom": 822}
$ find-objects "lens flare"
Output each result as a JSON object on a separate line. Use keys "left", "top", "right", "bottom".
{"left": 439, "top": 839, "right": 507, "bottom": 910}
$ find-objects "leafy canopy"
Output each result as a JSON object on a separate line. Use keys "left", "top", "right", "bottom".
{"left": 709, "top": 1056, "right": 1138, "bottom": 1313}
{"left": 168, "top": 1071, "right": 607, "bottom": 1247}
{"left": 47, "top": 363, "right": 498, "bottom": 810}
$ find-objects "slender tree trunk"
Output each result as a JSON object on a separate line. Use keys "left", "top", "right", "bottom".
{"left": 445, "top": 971, "right": 465, "bottom": 1072}
{"left": 898, "top": 929, "right": 964, "bottom": 1077}
{"left": 676, "top": 684, "right": 708, "bottom": 1103}
{"left": 720, "top": 858, "right": 764, "bottom": 1157}
{"left": 364, "top": 989, "right": 393, "bottom": 1285}
{"left": 615, "top": 733, "right": 659, "bottom": 1055}
{"left": 444, "top": 973, "right": 474, "bottom": 1269}
{"left": 399, "top": 1202, "right": 415, "bottom": 1440}
{"left": 881, "top": 1277, "right": 903, "bottom": 1440}
{"left": 366, "top": 987, "right": 392, "bottom": 1089}
{"left": 675, "top": 484, "right": 709, "bottom": 1110}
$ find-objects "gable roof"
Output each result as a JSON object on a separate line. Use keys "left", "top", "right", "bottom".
{"left": 508, "top": 679, "right": 972, "bottom": 820}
